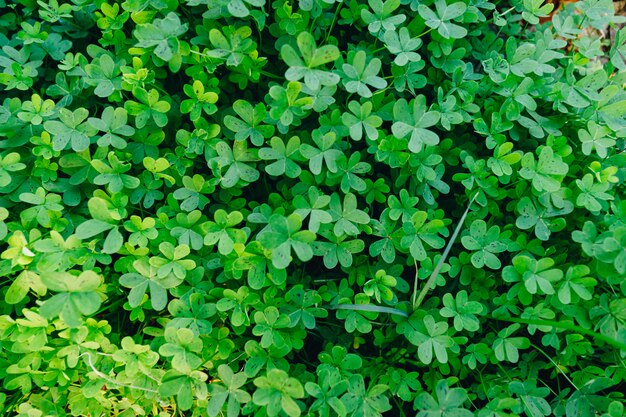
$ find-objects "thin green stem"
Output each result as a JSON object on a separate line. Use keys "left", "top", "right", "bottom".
{"left": 374, "top": 29, "right": 381, "bottom": 49}
{"left": 189, "top": 49, "right": 208, "bottom": 57}
{"left": 485, "top": 6, "right": 514, "bottom": 25}
{"left": 259, "top": 69, "right": 284, "bottom": 80}
{"left": 310, "top": 17, "right": 318, "bottom": 34}
{"left": 500, "top": 7, "right": 515, "bottom": 17}
{"left": 324, "top": 1, "right": 344, "bottom": 44}
{"left": 417, "top": 27, "right": 433, "bottom": 37}
{"left": 486, "top": 24, "right": 504, "bottom": 50}
{"left": 492, "top": 315, "right": 626, "bottom": 351}
{"left": 411, "top": 259, "right": 419, "bottom": 309}
{"left": 522, "top": 21, "right": 529, "bottom": 35}
{"left": 413, "top": 192, "right": 478, "bottom": 311}
{"left": 257, "top": 21, "right": 264, "bottom": 52}
{"left": 79, "top": 352, "right": 159, "bottom": 393}
{"left": 392, "top": 397, "right": 409, "bottom": 417}
{"left": 530, "top": 343, "right": 579, "bottom": 391}
{"left": 372, "top": 85, "right": 391, "bottom": 96}
{"left": 478, "top": 369, "right": 489, "bottom": 397}
{"left": 495, "top": 361, "right": 513, "bottom": 381}
{"left": 329, "top": 304, "right": 408, "bottom": 317}
{"left": 344, "top": 92, "right": 354, "bottom": 107}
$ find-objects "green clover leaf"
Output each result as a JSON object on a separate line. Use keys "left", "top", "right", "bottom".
{"left": 341, "top": 101, "right": 382, "bottom": 141}
{"left": 391, "top": 96, "right": 440, "bottom": 153}
{"left": 418, "top": 0, "right": 468, "bottom": 39}
{"left": 39, "top": 270, "right": 103, "bottom": 328}
{"left": 461, "top": 220, "right": 507, "bottom": 270}
{"left": 281, "top": 31, "right": 340, "bottom": 90}
{"left": 253, "top": 369, "right": 305, "bottom": 417}
{"left": 258, "top": 213, "right": 316, "bottom": 269}
{"left": 341, "top": 50, "right": 387, "bottom": 98}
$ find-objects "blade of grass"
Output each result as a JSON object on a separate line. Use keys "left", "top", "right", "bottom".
{"left": 412, "top": 192, "right": 478, "bottom": 311}
{"left": 79, "top": 352, "right": 159, "bottom": 393}
{"left": 411, "top": 259, "right": 418, "bottom": 309}
{"left": 329, "top": 304, "right": 409, "bottom": 318}
{"left": 529, "top": 342, "right": 579, "bottom": 391}
{"left": 492, "top": 315, "right": 626, "bottom": 352}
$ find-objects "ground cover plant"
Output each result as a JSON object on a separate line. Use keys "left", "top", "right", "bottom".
{"left": 0, "top": 0, "right": 626, "bottom": 415}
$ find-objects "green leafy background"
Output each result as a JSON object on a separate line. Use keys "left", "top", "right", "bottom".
{"left": 0, "top": 0, "right": 625, "bottom": 416}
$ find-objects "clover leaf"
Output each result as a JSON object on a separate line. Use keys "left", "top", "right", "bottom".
{"left": 224, "top": 100, "right": 275, "bottom": 146}
{"left": 259, "top": 136, "right": 302, "bottom": 178}
{"left": 388, "top": 188, "right": 419, "bottom": 222}
{"left": 557, "top": 265, "right": 596, "bottom": 305}
{"left": 341, "top": 50, "right": 387, "bottom": 98}
{"left": 202, "top": 209, "right": 246, "bottom": 256}
{"left": 361, "top": 0, "right": 406, "bottom": 34}
{"left": 252, "top": 306, "right": 291, "bottom": 349}
{"left": 258, "top": 213, "right": 316, "bottom": 269}
{"left": 17, "top": 93, "right": 55, "bottom": 125}
{"left": 300, "top": 130, "right": 343, "bottom": 175}
{"left": 285, "top": 285, "right": 328, "bottom": 329}
{"left": 440, "top": 290, "right": 483, "bottom": 332}
{"left": 515, "top": 196, "right": 570, "bottom": 241}
{"left": 167, "top": 211, "right": 205, "bottom": 250}
{"left": 312, "top": 226, "right": 366, "bottom": 268}
{"left": 134, "top": 12, "right": 188, "bottom": 62}
{"left": 44, "top": 107, "right": 97, "bottom": 152}
{"left": 397, "top": 314, "right": 455, "bottom": 364}
{"left": 181, "top": 80, "right": 218, "bottom": 121}
{"left": 91, "top": 151, "right": 141, "bottom": 193}
{"left": 293, "top": 186, "right": 333, "bottom": 233}
{"left": 391, "top": 96, "right": 441, "bottom": 153}
{"left": 5, "top": 270, "right": 47, "bottom": 305}
{"left": 461, "top": 220, "right": 508, "bottom": 270}
{"left": 120, "top": 258, "right": 185, "bottom": 311}
{"left": 124, "top": 87, "right": 171, "bottom": 128}
{"left": 418, "top": 0, "right": 468, "bottom": 39}
{"left": 519, "top": 147, "right": 569, "bottom": 193}
{"left": 364, "top": 270, "right": 397, "bottom": 303}
{"left": 341, "top": 101, "right": 382, "bottom": 141}
{"left": 578, "top": 121, "right": 615, "bottom": 158}
{"left": 305, "top": 368, "right": 348, "bottom": 417}
{"left": 207, "top": 364, "right": 251, "bottom": 417}
{"left": 415, "top": 380, "right": 473, "bottom": 417}
{"left": 227, "top": 0, "right": 265, "bottom": 18}
{"left": 268, "top": 81, "right": 313, "bottom": 133}
{"left": 84, "top": 54, "right": 123, "bottom": 98}
{"left": 39, "top": 270, "right": 103, "bottom": 328}
{"left": 522, "top": 0, "right": 554, "bottom": 24}
{"left": 502, "top": 255, "right": 563, "bottom": 296}
{"left": 159, "top": 327, "right": 204, "bottom": 372}
{"left": 401, "top": 211, "right": 446, "bottom": 261}
{"left": 341, "top": 375, "right": 391, "bottom": 417}
{"left": 253, "top": 369, "right": 305, "bottom": 417}
{"left": 159, "top": 370, "right": 208, "bottom": 412}
{"left": 329, "top": 192, "right": 371, "bottom": 237}
{"left": 576, "top": 173, "right": 613, "bottom": 213}
{"left": 213, "top": 141, "right": 260, "bottom": 188}
{"left": 0, "top": 152, "right": 26, "bottom": 187}
{"left": 383, "top": 27, "right": 422, "bottom": 66}
{"left": 281, "top": 31, "right": 340, "bottom": 90}
{"left": 88, "top": 107, "right": 135, "bottom": 149}
{"left": 332, "top": 152, "right": 372, "bottom": 193}
{"left": 150, "top": 242, "right": 196, "bottom": 281}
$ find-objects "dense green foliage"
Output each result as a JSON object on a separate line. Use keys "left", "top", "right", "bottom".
{"left": 1, "top": 0, "right": 626, "bottom": 416}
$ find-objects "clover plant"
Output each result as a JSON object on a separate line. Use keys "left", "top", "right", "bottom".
{"left": 0, "top": 0, "right": 625, "bottom": 416}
